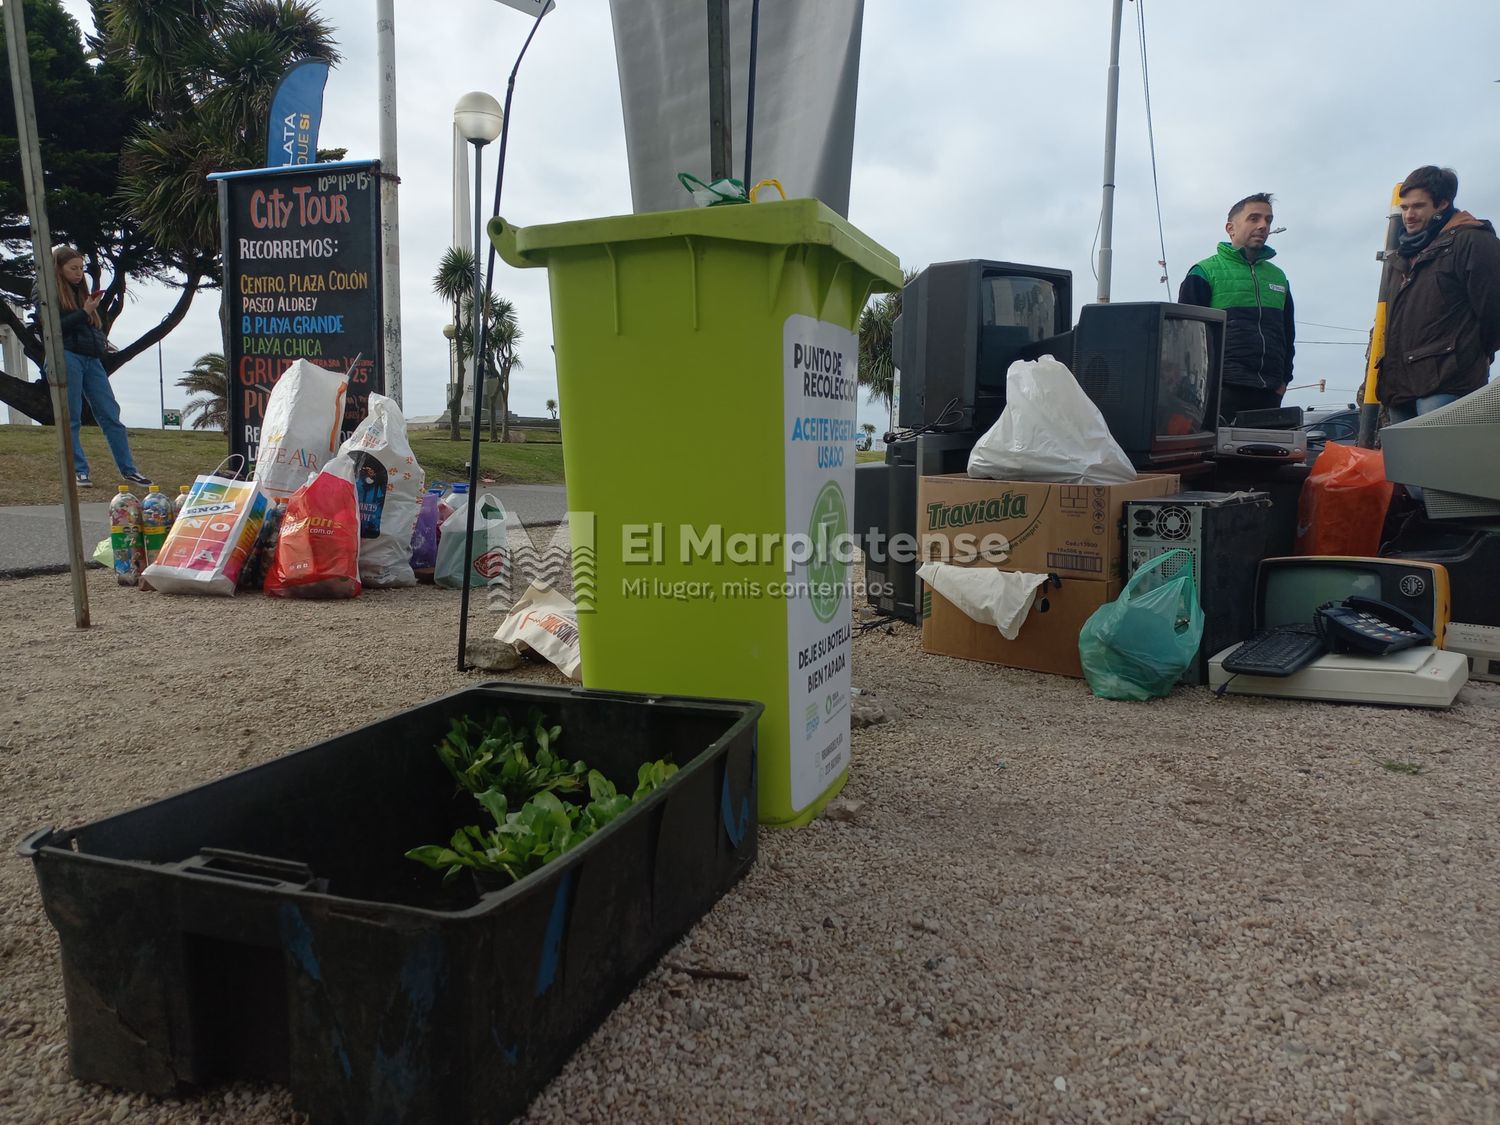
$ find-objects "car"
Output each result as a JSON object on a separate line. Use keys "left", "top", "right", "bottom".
{"left": 1300, "top": 405, "right": 1359, "bottom": 462}
{"left": 855, "top": 431, "right": 874, "bottom": 452}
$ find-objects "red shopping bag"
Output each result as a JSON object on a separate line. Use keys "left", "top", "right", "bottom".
{"left": 265, "top": 470, "right": 362, "bottom": 599}
{"left": 1295, "top": 443, "right": 1394, "bottom": 558}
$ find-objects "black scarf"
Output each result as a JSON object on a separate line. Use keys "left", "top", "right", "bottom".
{"left": 1398, "top": 204, "right": 1456, "bottom": 257}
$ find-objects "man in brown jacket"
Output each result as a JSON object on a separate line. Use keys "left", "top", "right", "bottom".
{"left": 1379, "top": 165, "right": 1500, "bottom": 424}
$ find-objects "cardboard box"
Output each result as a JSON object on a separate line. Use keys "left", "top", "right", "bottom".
{"left": 921, "top": 574, "right": 1121, "bottom": 678}
{"left": 917, "top": 473, "right": 1179, "bottom": 580}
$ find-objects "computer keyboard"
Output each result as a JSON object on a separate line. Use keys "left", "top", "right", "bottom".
{"left": 1221, "top": 624, "right": 1327, "bottom": 677}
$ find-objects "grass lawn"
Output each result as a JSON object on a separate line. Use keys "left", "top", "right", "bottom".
{"left": 0, "top": 423, "right": 565, "bottom": 506}
{"left": 856, "top": 449, "right": 885, "bottom": 464}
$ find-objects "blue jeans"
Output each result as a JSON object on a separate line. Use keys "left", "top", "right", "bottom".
{"left": 1386, "top": 392, "right": 1461, "bottom": 425}
{"left": 63, "top": 351, "right": 138, "bottom": 478}
{"left": 1386, "top": 392, "right": 1461, "bottom": 501}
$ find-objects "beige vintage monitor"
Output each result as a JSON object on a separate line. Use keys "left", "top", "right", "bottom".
{"left": 1208, "top": 556, "right": 1466, "bottom": 708}
{"left": 1255, "top": 556, "right": 1451, "bottom": 647}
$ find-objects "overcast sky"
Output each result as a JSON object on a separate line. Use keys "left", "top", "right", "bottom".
{"left": 47, "top": 0, "right": 1500, "bottom": 435}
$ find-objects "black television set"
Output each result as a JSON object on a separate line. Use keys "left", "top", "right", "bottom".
{"left": 1069, "top": 301, "right": 1227, "bottom": 468}
{"left": 893, "top": 259, "right": 1073, "bottom": 433}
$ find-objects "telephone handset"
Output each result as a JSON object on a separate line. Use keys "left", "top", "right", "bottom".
{"left": 1315, "top": 596, "right": 1435, "bottom": 656}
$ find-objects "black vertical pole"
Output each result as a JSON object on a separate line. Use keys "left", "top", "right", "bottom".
{"left": 457, "top": 141, "right": 485, "bottom": 672}
{"left": 706, "top": 0, "right": 732, "bottom": 181}
{"left": 459, "top": 3, "right": 552, "bottom": 672}
{"left": 742, "top": 0, "right": 760, "bottom": 187}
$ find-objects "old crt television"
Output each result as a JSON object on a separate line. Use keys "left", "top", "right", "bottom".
{"left": 1379, "top": 379, "right": 1500, "bottom": 521}
{"left": 893, "top": 259, "right": 1073, "bottom": 433}
{"left": 1070, "top": 302, "right": 1226, "bottom": 467}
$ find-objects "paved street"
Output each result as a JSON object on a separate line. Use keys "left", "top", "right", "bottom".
{"left": 0, "top": 484, "right": 567, "bottom": 578}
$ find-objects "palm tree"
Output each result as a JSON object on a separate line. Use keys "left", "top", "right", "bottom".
{"left": 177, "top": 352, "right": 228, "bottom": 431}
{"left": 98, "top": 2, "right": 342, "bottom": 444}
{"left": 433, "top": 247, "right": 476, "bottom": 440}
{"left": 545, "top": 398, "right": 558, "bottom": 420}
{"left": 486, "top": 303, "right": 523, "bottom": 445}
{"left": 857, "top": 269, "right": 917, "bottom": 410}
{"left": 110, "top": 1, "right": 340, "bottom": 267}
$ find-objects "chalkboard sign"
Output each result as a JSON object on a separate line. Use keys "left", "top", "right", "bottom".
{"left": 212, "top": 160, "right": 385, "bottom": 470}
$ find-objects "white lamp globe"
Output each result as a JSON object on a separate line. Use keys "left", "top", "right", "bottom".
{"left": 454, "top": 92, "right": 504, "bottom": 145}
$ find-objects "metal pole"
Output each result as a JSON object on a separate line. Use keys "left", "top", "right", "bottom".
{"left": 157, "top": 340, "right": 164, "bottom": 426}
{"left": 462, "top": 3, "right": 551, "bottom": 672}
{"left": 1096, "top": 0, "right": 1124, "bottom": 304}
{"left": 742, "top": 0, "right": 761, "bottom": 187}
{"left": 376, "top": 0, "right": 403, "bottom": 406}
{"left": 3, "top": 0, "right": 89, "bottom": 626}
{"left": 457, "top": 140, "right": 485, "bottom": 672}
{"left": 706, "top": 0, "right": 732, "bottom": 182}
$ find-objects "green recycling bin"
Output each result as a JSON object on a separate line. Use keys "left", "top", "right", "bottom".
{"left": 490, "top": 200, "right": 900, "bottom": 827}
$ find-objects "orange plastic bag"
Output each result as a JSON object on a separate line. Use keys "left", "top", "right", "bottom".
{"left": 265, "top": 470, "right": 362, "bottom": 599}
{"left": 1295, "top": 443, "right": 1393, "bottom": 557}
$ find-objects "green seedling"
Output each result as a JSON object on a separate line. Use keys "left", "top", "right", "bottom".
{"left": 633, "top": 759, "right": 679, "bottom": 800}
{"left": 410, "top": 710, "right": 681, "bottom": 888}
{"left": 435, "top": 708, "right": 585, "bottom": 804}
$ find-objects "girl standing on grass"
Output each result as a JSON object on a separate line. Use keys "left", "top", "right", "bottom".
{"left": 36, "top": 246, "right": 150, "bottom": 489}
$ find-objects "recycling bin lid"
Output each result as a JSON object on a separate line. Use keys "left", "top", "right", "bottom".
{"left": 488, "top": 197, "right": 902, "bottom": 291}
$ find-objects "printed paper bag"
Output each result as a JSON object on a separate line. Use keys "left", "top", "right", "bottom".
{"left": 141, "top": 473, "right": 267, "bottom": 596}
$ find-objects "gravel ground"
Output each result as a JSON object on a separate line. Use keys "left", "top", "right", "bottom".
{"left": 2, "top": 569, "right": 1498, "bottom": 1124}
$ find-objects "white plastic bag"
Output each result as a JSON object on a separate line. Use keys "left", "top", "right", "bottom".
{"left": 253, "top": 359, "right": 349, "bottom": 502}
{"left": 917, "top": 563, "right": 1048, "bottom": 640}
{"left": 967, "top": 356, "right": 1136, "bottom": 484}
{"left": 326, "top": 393, "right": 424, "bottom": 588}
{"left": 495, "top": 580, "right": 582, "bottom": 681}
{"left": 435, "top": 492, "right": 509, "bottom": 589}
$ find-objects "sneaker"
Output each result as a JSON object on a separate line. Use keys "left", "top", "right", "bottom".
{"left": 122, "top": 471, "right": 152, "bottom": 487}
{"left": 75, "top": 473, "right": 92, "bottom": 488}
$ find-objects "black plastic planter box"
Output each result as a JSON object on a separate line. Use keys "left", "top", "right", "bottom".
{"left": 19, "top": 683, "right": 761, "bottom": 1124}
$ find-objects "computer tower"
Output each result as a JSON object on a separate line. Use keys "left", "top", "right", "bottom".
{"left": 855, "top": 431, "right": 979, "bottom": 623}
{"left": 1124, "top": 491, "right": 1271, "bottom": 684}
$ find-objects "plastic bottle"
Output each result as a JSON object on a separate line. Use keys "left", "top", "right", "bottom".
{"left": 261, "top": 497, "right": 288, "bottom": 577}
{"left": 435, "top": 482, "right": 469, "bottom": 561}
{"left": 109, "top": 485, "right": 144, "bottom": 587}
{"left": 140, "top": 485, "right": 172, "bottom": 567}
{"left": 172, "top": 484, "right": 190, "bottom": 520}
{"left": 239, "top": 497, "right": 288, "bottom": 592}
{"left": 437, "top": 481, "right": 469, "bottom": 525}
{"left": 411, "top": 487, "right": 442, "bottom": 582}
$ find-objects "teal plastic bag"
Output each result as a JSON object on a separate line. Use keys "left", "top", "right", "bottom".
{"left": 1079, "top": 549, "right": 1204, "bottom": 701}
{"left": 435, "top": 494, "right": 509, "bottom": 590}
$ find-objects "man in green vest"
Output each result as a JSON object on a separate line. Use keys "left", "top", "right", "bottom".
{"left": 1178, "top": 193, "right": 1296, "bottom": 424}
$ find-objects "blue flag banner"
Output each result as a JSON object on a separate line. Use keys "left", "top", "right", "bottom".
{"left": 266, "top": 59, "right": 331, "bottom": 168}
